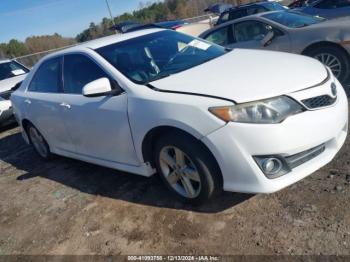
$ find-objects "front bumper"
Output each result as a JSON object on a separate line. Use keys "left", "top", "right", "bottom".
{"left": 0, "top": 100, "right": 13, "bottom": 123}
{"left": 202, "top": 78, "right": 348, "bottom": 194}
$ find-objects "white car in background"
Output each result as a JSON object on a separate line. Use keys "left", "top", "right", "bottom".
{"left": 11, "top": 29, "right": 348, "bottom": 204}
{"left": 0, "top": 59, "right": 29, "bottom": 125}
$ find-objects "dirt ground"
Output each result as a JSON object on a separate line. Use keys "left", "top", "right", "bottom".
{"left": 0, "top": 102, "right": 350, "bottom": 255}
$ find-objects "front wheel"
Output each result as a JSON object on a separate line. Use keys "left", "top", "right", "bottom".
{"left": 306, "top": 46, "right": 350, "bottom": 83}
{"left": 154, "top": 133, "right": 222, "bottom": 205}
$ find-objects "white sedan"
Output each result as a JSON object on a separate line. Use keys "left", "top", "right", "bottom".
{"left": 11, "top": 29, "right": 348, "bottom": 204}
{"left": 0, "top": 59, "right": 29, "bottom": 125}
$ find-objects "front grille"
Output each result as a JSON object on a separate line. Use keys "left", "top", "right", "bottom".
{"left": 301, "top": 95, "right": 336, "bottom": 109}
{"left": 285, "top": 144, "right": 325, "bottom": 169}
{"left": 0, "top": 90, "right": 13, "bottom": 100}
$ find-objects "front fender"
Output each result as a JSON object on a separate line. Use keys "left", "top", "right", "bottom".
{"left": 127, "top": 92, "right": 231, "bottom": 162}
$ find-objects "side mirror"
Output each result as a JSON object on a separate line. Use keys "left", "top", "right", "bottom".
{"left": 261, "top": 30, "right": 275, "bottom": 47}
{"left": 11, "top": 81, "right": 23, "bottom": 91}
{"left": 82, "top": 78, "right": 120, "bottom": 97}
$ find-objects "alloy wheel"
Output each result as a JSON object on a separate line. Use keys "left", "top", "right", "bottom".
{"left": 29, "top": 127, "right": 48, "bottom": 158}
{"left": 314, "top": 53, "right": 342, "bottom": 78}
{"left": 159, "top": 146, "right": 201, "bottom": 199}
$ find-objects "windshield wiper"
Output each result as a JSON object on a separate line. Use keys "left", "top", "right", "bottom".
{"left": 146, "top": 72, "right": 172, "bottom": 84}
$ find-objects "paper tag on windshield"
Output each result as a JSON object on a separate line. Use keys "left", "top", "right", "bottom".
{"left": 188, "top": 40, "right": 211, "bottom": 50}
{"left": 11, "top": 69, "right": 26, "bottom": 76}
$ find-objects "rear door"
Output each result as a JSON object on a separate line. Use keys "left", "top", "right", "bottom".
{"left": 25, "top": 57, "right": 75, "bottom": 152}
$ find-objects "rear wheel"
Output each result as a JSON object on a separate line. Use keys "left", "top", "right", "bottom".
{"left": 306, "top": 45, "right": 350, "bottom": 83}
{"left": 27, "top": 124, "right": 52, "bottom": 160}
{"left": 154, "top": 133, "right": 222, "bottom": 205}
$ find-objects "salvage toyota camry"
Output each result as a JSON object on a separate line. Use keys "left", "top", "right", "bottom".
{"left": 11, "top": 28, "right": 348, "bottom": 204}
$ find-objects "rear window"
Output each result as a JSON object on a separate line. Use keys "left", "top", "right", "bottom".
{"left": 0, "top": 61, "right": 29, "bottom": 81}
{"left": 217, "top": 12, "right": 230, "bottom": 24}
{"left": 230, "top": 9, "right": 248, "bottom": 20}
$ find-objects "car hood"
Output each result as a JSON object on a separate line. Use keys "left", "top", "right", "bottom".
{"left": 151, "top": 49, "right": 328, "bottom": 103}
{"left": 0, "top": 74, "right": 27, "bottom": 93}
{"left": 308, "top": 17, "right": 350, "bottom": 30}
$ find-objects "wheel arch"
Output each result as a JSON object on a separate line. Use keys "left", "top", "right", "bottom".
{"left": 21, "top": 119, "right": 34, "bottom": 143}
{"left": 141, "top": 125, "right": 223, "bottom": 186}
{"left": 22, "top": 119, "right": 32, "bottom": 134}
{"left": 302, "top": 41, "right": 350, "bottom": 60}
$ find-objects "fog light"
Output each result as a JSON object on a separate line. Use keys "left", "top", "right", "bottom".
{"left": 262, "top": 158, "right": 282, "bottom": 175}
{"left": 254, "top": 156, "right": 291, "bottom": 179}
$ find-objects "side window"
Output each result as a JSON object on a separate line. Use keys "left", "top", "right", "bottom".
{"left": 315, "top": 0, "right": 337, "bottom": 8}
{"left": 234, "top": 21, "right": 269, "bottom": 43}
{"left": 28, "top": 57, "right": 61, "bottom": 93}
{"left": 204, "top": 26, "right": 230, "bottom": 46}
{"left": 247, "top": 6, "right": 267, "bottom": 15}
{"left": 336, "top": 0, "right": 350, "bottom": 7}
{"left": 63, "top": 54, "right": 108, "bottom": 94}
{"left": 230, "top": 9, "right": 247, "bottom": 20}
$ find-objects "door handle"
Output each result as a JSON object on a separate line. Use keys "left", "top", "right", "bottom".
{"left": 60, "top": 102, "right": 71, "bottom": 109}
{"left": 24, "top": 99, "right": 31, "bottom": 105}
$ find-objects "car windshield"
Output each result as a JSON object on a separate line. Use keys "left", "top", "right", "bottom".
{"left": 0, "top": 61, "right": 29, "bottom": 81}
{"left": 263, "top": 11, "right": 326, "bottom": 28}
{"left": 96, "top": 30, "right": 226, "bottom": 84}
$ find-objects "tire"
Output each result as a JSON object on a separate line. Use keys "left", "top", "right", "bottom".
{"left": 305, "top": 45, "right": 350, "bottom": 83}
{"left": 154, "top": 132, "right": 222, "bottom": 205}
{"left": 27, "top": 124, "right": 52, "bottom": 160}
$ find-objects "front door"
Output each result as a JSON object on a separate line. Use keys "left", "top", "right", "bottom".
{"left": 229, "top": 20, "right": 291, "bottom": 52}
{"left": 60, "top": 54, "right": 139, "bottom": 166}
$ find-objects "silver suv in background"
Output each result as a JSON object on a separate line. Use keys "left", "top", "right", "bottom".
{"left": 0, "top": 60, "right": 29, "bottom": 125}
{"left": 200, "top": 11, "right": 350, "bottom": 83}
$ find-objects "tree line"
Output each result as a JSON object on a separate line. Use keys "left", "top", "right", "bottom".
{"left": 0, "top": 0, "right": 250, "bottom": 64}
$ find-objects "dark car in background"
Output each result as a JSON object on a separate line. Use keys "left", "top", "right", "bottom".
{"left": 155, "top": 20, "right": 188, "bottom": 30}
{"left": 296, "top": 0, "right": 350, "bottom": 19}
{"left": 216, "top": 1, "right": 287, "bottom": 25}
{"left": 288, "top": 0, "right": 319, "bottom": 8}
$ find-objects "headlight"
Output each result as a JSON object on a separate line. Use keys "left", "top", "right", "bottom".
{"left": 209, "top": 96, "right": 304, "bottom": 124}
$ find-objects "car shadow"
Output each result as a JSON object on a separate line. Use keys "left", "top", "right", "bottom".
{"left": 0, "top": 121, "right": 18, "bottom": 133}
{"left": 0, "top": 131, "right": 253, "bottom": 213}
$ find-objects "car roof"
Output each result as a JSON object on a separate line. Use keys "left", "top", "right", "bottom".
{"left": 41, "top": 28, "right": 165, "bottom": 61}
{"left": 74, "top": 28, "right": 164, "bottom": 50}
{"left": 0, "top": 59, "right": 11, "bottom": 64}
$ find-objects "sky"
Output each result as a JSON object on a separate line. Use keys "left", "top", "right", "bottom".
{"left": 0, "top": 0, "right": 141, "bottom": 43}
